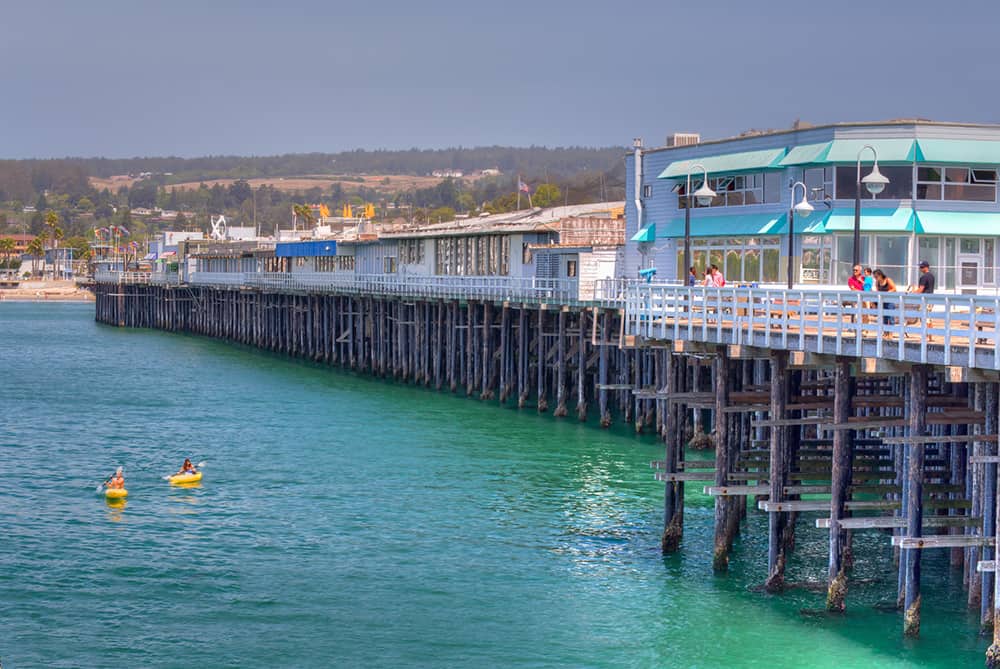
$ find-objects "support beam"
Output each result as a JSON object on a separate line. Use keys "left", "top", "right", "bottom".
{"left": 827, "top": 358, "right": 853, "bottom": 612}
{"left": 903, "top": 365, "right": 929, "bottom": 638}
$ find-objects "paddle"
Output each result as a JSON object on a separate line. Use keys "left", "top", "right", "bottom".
{"left": 96, "top": 466, "right": 123, "bottom": 493}
{"left": 162, "top": 461, "right": 207, "bottom": 480}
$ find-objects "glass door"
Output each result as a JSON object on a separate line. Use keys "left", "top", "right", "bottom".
{"left": 958, "top": 238, "right": 982, "bottom": 293}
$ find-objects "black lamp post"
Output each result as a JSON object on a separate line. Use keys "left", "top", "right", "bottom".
{"left": 787, "top": 181, "right": 814, "bottom": 289}
{"left": 682, "top": 163, "right": 716, "bottom": 283}
{"left": 852, "top": 145, "right": 890, "bottom": 268}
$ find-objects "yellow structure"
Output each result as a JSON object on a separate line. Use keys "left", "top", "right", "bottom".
{"left": 342, "top": 204, "right": 353, "bottom": 218}
{"left": 364, "top": 203, "right": 375, "bottom": 219}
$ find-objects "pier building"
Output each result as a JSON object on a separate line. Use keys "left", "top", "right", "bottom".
{"left": 626, "top": 120, "right": 1000, "bottom": 292}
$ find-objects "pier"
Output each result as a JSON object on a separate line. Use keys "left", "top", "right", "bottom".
{"left": 96, "top": 271, "right": 1000, "bottom": 664}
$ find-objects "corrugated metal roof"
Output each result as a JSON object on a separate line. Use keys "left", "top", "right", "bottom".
{"left": 377, "top": 202, "right": 624, "bottom": 239}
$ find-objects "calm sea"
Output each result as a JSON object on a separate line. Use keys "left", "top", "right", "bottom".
{"left": 0, "top": 302, "right": 985, "bottom": 667}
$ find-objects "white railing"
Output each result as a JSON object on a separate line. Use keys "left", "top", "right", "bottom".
{"left": 626, "top": 284, "right": 1000, "bottom": 370}
{"left": 95, "top": 269, "right": 621, "bottom": 305}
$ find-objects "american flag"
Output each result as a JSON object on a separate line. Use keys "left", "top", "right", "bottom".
{"left": 518, "top": 179, "right": 530, "bottom": 193}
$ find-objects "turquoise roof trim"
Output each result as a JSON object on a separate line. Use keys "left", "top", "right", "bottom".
{"left": 823, "top": 207, "right": 915, "bottom": 232}
{"left": 916, "top": 139, "right": 1000, "bottom": 165}
{"left": 657, "top": 212, "right": 787, "bottom": 238}
{"left": 778, "top": 142, "right": 831, "bottom": 166}
{"left": 823, "top": 139, "right": 916, "bottom": 163}
{"left": 659, "top": 148, "right": 788, "bottom": 179}
{"left": 631, "top": 224, "right": 655, "bottom": 242}
{"left": 914, "top": 211, "right": 1000, "bottom": 235}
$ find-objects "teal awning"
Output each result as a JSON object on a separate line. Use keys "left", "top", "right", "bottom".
{"left": 657, "top": 212, "right": 787, "bottom": 238}
{"left": 779, "top": 142, "right": 831, "bottom": 166}
{"left": 658, "top": 148, "right": 787, "bottom": 178}
{"left": 915, "top": 211, "right": 1000, "bottom": 235}
{"left": 631, "top": 224, "right": 655, "bottom": 242}
{"left": 915, "top": 139, "right": 1000, "bottom": 165}
{"left": 823, "top": 207, "right": 916, "bottom": 232}
{"left": 823, "top": 139, "right": 916, "bottom": 163}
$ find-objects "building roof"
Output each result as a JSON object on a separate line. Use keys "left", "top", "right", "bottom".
{"left": 638, "top": 119, "right": 1000, "bottom": 157}
{"left": 376, "top": 202, "right": 625, "bottom": 239}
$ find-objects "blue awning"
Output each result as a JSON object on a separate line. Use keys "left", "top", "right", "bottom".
{"left": 657, "top": 212, "right": 787, "bottom": 238}
{"left": 915, "top": 139, "right": 1000, "bottom": 165}
{"left": 823, "top": 139, "right": 916, "bottom": 163}
{"left": 914, "top": 210, "right": 1000, "bottom": 235}
{"left": 658, "top": 148, "right": 787, "bottom": 179}
{"left": 823, "top": 207, "right": 916, "bottom": 232}
{"left": 779, "top": 142, "right": 831, "bottom": 166}
{"left": 631, "top": 224, "right": 655, "bottom": 242}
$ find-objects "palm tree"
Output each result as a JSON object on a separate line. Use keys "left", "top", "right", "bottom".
{"left": 292, "top": 204, "right": 315, "bottom": 231}
{"left": 26, "top": 237, "right": 44, "bottom": 277}
{"left": 0, "top": 237, "right": 14, "bottom": 270}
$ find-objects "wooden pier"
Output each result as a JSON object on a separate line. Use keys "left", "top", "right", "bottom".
{"left": 96, "top": 275, "right": 1000, "bottom": 665}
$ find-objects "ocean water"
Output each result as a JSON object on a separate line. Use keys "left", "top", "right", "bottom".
{"left": 0, "top": 302, "right": 985, "bottom": 668}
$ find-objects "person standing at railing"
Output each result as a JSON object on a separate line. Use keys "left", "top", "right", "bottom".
{"left": 863, "top": 267, "right": 875, "bottom": 291}
{"left": 906, "top": 260, "right": 936, "bottom": 339}
{"left": 847, "top": 265, "right": 865, "bottom": 291}
{"left": 873, "top": 269, "right": 898, "bottom": 333}
{"left": 688, "top": 266, "right": 697, "bottom": 287}
{"left": 709, "top": 264, "right": 725, "bottom": 287}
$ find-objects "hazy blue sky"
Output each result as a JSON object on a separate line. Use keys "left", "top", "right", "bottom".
{"left": 2, "top": 0, "right": 998, "bottom": 158}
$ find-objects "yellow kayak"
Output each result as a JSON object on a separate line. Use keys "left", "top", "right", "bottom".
{"left": 168, "top": 471, "right": 202, "bottom": 484}
{"left": 105, "top": 487, "right": 128, "bottom": 499}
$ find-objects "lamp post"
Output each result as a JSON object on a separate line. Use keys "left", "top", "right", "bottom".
{"left": 787, "top": 181, "right": 814, "bottom": 289}
{"left": 852, "top": 145, "right": 890, "bottom": 267}
{"left": 682, "top": 163, "right": 717, "bottom": 282}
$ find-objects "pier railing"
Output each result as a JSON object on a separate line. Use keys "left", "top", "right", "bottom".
{"left": 95, "top": 269, "right": 628, "bottom": 307}
{"left": 626, "top": 284, "right": 1000, "bottom": 370}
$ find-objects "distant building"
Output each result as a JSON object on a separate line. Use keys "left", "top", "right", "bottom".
{"left": 479, "top": 168, "right": 502, "bottom": 177}
{"left": 432, "top": 170, "right": 464, "bottom": 178}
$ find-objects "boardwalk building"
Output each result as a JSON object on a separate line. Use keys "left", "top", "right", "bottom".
{"left": 626, "top": 120, "right": 1000, "bottom": 292}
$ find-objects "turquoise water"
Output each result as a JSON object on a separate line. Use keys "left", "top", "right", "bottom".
{"left": 0, "top": 302, "right": 985, "bottom": 668}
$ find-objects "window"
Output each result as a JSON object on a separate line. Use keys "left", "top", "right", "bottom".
{"left": 315, "top": 257, "right": 337, "bottom": 272}
{"left": 383, "top": 257, "right": 397, "bottom": 273}
{"left": 804, "top": 167, "right": 834, "bottom": 201}
{"left": 917, "top": 166, "right": 996, "bottom": 202}
{"left": 642, "top": 185, "right": 652, "bottom": 198}
{"left": 677, "top": 172, "right": 775, "bottom": 208}
{"left": 399, "top": 239, "right": 424, "bottom": 264}
{"left": 566, "top": 260, "right": 577, "bottom": 278}
{"left": 836, "top": 165, "right": 913, "bottom": 200}
{"left": 295, "top": 257, "right": 306, "bottom": 268}
{"left": 337, "top": 255, "right": 355, "bottom": 271}
{"left": 433, "top": 235, "right": 510, "bottom": 276}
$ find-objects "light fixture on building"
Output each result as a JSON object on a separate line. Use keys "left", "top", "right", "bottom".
{"left": 787, "top": 181, "right": 813, "bottom": 289}
{"left": 682, "top": 162, "right": 716, "bottom": 277}
{"left": 862, "top": 163, "right": 890, "bottom": 195}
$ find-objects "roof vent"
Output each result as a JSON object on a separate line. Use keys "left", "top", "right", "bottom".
{"left": 666, "top": 133, "right": 700, "bottom": 147}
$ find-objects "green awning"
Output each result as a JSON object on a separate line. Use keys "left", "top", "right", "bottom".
{"left": 915, "top": 211, "right": 1000, "bottom": 235}
{"left": 778, "top": 142, "right": 831, "bottom": 166}
{"left": 916, "top": 139, "right": 1000, "bottom": 165}
{"left": 823, "top": 207, "right": 916, "bottom": 232}
{"left": 657, "top": 212, "right": 787, "bottom": 238}
{"left": 774, "top": 210, "right": 830, "bottom": 234}
{"left": 823, "top": 139, "right": 916, "bottom": 163}
{"left": 658, "top": 148, "right": 787, "bottom": 178}
{"left": 631, "top": 224, "right": 655, "bottom": 242}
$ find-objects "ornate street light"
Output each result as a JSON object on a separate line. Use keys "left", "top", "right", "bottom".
{"left": 787, "top": 181, "right": 814, "bottom": 289}
{"left": 853, "top": 145, "right": 890, "bottom": 267}
{"left": 682, "top": 163, "right": 717, "bottom": 282}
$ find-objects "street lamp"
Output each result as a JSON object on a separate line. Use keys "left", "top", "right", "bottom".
{"left": 852, "top": 145, "right": 890, "bottom": 267}
{"left": 787, "top": 181, "right": 814, "bottom": 289}
{"left": 681, "top": 163, "right": 717, "bottom": 282}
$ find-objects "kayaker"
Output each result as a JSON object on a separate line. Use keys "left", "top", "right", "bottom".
{"left": 107, "top": 467, "right": 125, "bottom": 490}
{"left": 175, "top": 458, "right": 197, "bottom": 476}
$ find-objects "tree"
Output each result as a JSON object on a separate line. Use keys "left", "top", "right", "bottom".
{"left": 428, "top": 206, "right": 456, "bottom": 223}
{"left": 292, "top": 204, "right": 315, "bottom": 229}
{"left": 0, "top": 237, "right": 15, "bottom": 269}
{"left": 26, "top": 237, "right": 44, "bottom": 276}
{"left": 531, "top": 183, "right": 562, "bottom": 208}
{"left": 76, "top": 197, "right": 95, "bottom": 213}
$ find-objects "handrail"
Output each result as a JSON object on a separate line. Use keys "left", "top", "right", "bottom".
{"left": 625, "top": 284, "right": 1000, "bottom": 371}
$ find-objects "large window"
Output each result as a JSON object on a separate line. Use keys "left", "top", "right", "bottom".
{"left": 835, "top": 165, "right": 913, "bottom": 200}
{"left": 917, "top": 166, "right": 996, "bottom": 202}
{"left": 398, "top": 239, "right": 424, "bottom": 264}
{"left": 674, "top": 236, "right": 782, "bottom": 283}
{"left": 434, "top": 235, "right": 510, "bottom": 276}
{"left": 678, "top": 172, "right": 781, "bottom": 208}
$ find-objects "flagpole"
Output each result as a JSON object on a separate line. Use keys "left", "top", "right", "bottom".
{"left": 516, "top": 174, "right": 521, "bottom": 210}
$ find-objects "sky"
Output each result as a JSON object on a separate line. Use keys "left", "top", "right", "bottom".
{"left": 2, "top": 0, "right": 999, "bottom": 158}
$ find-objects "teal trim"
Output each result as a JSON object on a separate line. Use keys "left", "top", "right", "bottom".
{"left": 773, "top": 211, "right": 830, "bottom": 234}
{"left": 778, "top": 142, "right": 831, "bottom": 166}
{"left": 657, "top": 212, "right": 787, "bottom": 238}
{"left": 916, "top": 139, "right": 1000, "bottom": 165}
{"left": 631, "top": 224, "right": 656, "bottom": 242}
{"left": 823, "top": 207, "right": 915, "bottom": 232}
{"left": 823, "top": 139, "right": 916, "bottom": 163}
{"left": 914, "top": 211, "right": 1000, "bottom": 235}
{"left": 659, "top": 148, "right": 788, "bottom": 178}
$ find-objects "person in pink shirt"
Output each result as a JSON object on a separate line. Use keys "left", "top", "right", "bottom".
{"left": 710, "top": 264, "right": 725, "bottom": 287}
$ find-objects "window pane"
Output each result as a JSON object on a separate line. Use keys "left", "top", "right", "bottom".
{"left": 945, "top": 237, "right": 956, "bottom": 289}
{"left": 916, "top": 183, "right": 942, "bottom": 200}
{"left": 727, "top": 191, "right": 744, "bottom": 206}
{"left": 764, "top": 172, "right": 781, "bottom": 203}
{"left": 986, "top": 239, "right": 995, "bottom": 284}
{"left": 944, "top": 183, "right": 996, "bottom": 201}
{"left": 973, "top": 169, "right": 997, "bottom": 183}
{"left": 875, "top": 236, "right": 908, "bottom": 278}
{"left": 945, "top": 168, "right": 969, "bottom": 183}
{"left": 763, "top": 249, "right": 780, "bottom": 283}
{"left": 744, "top": 188, "right": 761, "bottom": 205}
{"left": 961, "top": 238, "right": 980, "bottom": 254}
{"left": 835, "top": 234, "right": 870, "bottom": 284}
{"left": 726, "top": 249, "right": 741, "bottom": 283}
{"left": 709, "top": 249, "right": 724, "bottom": 269}
{"left": 918, "top": 237, "right": 939, "bottom": 270}
{"left": 917, "top": 167, "right": 941, "bottom": 182}
{"left": 743, "top": 249, "right": 761, "bottom": 283}
{"left": 876, "top": 166, "right": 913, "bottom": 199}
